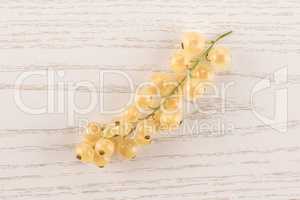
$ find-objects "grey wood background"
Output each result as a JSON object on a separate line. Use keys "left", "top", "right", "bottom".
{"left": 0, "top": 0, "right": 300, "bottom": 199}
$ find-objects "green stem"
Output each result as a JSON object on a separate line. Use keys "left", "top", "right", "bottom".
{"left": 205, "top": 31, "right": 232, "bottom": 57}
{"left": 192, "top": 30, "right": 233, "bottom": 70}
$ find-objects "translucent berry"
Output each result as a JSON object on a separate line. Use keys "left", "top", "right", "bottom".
{"left": 117, "top": 138, "right": 138, "bottom": 160}
{"left": 134, "top": 120, "right": 157, "bottom": 145}
{"left": 151, "top": 73, "right": 173, "bottom": 85}
{"left": 151, "top": 73, "right": 183, "bottom": 97}
{"left": 135, "top": 84, "right": 161, "bottom": 112}
{"left": 207, "top": 47, "right": 231, "bottom": 70}
{"left": 87, "top": 122, "right": 102, "bottom": 135}
{"left": 162, "top": 96, "right": 182, "bottom": 113}
{"left": 95, "top": 138, "right": 115, "bottom": 157}
{"left": 159, "top": 79, "right": 179, "bottom": 97}
{"left": 171, "top": 50, "right": 188, "bottom": 73}
{"left": 159, "top": 111, "right": 183, "bottom": 130}
{"left": 183, "top": 49, "right": 202, "bottom": 67}
{"left": 191, "top": 63, "right": 214, "bottom": 80}
{"left": 182, "top": 32, "right": 206, "bottom": 51}
{"left": 75, "top": 143, "right": 95, "bottom": 163}
{"left": 134, "top": 131, "right": 152, "bottom": 145}
{"left": 93, "top": 153, "right": 110, "bottom": 168}
{"left": 83, "top": 133, "right": 101, "bottom": 147}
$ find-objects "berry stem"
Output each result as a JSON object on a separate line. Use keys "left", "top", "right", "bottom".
{"left": 192, "top": 31, "right": 233, "bottom": 71}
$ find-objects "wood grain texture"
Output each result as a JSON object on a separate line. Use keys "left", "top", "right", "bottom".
{"left": 0, "top": 0, "right": 300, "bottom": 199}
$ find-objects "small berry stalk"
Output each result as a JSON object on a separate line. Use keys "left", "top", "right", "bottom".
{"left": 76, "top": 31, "right": 232, "bottom": 167}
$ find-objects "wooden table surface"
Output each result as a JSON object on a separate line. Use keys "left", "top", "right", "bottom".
{"left": 0, "top": 0, "right": 300, "bottom": 199}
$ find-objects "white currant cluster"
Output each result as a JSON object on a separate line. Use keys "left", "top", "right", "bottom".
{"left": 76, "top": 31, "right": 232, "bottom": 168}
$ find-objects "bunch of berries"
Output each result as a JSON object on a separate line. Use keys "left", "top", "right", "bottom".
{"left": 76, "top": 31, "right": 232, "bottom": 167}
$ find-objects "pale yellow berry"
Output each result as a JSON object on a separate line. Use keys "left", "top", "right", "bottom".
{"left": 93, "top": 153, "right": 110, "bottom": 168}
{"left": 162, "top": 96, "right": 182, "bottom": 113}
{"left": 182, "top": 32, "right": 206, "bottom": 51}
{"left": 114, "top": 120, "right": 134, "bottom": 136}
{"left": 170, "top": 48, "right": 202, "bottom": 71}
{"left": 152, "top": 73, "right": 182, "bottom": 97}
{"left": 87, "top": 122, "right": 102, "bottom": 135}
{"left": 184, "top": 78, "right": 204, "bottom": 101}
{"left": 95, "top": 138, "right": 115, "bottom": 157}
{"left": 117, "top": 138, "right": 138, "bottom": 160}
{"left": 83, "top": 122, "right": 103, "bottom": 146}
{"left": 183, "top": 49, "right": 202, "bottom": 66}
{"left": 135, "top": 84, "right": 161, "bottom": 112}
{"left": 159, "top": 111, "right": 183, "bottom": 131}
{"left": 75, "top": 143, "right": 95, "bottom": 163}
{"left": 151, "top": 73, "right": 183, "bottom": 97}
{"left": 171, "top": 50, "right": 188, "bottom": 73}
{"left": 134, "top": 131, "right": 153, "bottom": 145}
{"left": 102, "top": 121, "right": 133, "bottom": 138}
{"left": 151, "top": 73, "right": 170, "bottom": 85}
{"left": 102, "top": 123, "right": 121, "bottom": 138}
{"left": 151, "top": 73, "right": 177, "bottom": 86}
{"left": 135, "top": 96, "right": 151, "bottom": 111}
{"left": 134, "top": 120, "right": 157, "bottom": 145}
{"left": 207, "top": 47, "right": 231, "bottom": 70}
{"left": 102, "top": 124, "right": 115, "bottom": 138}
{"left": 160, "top": 81, "right": 178, "bottom": 97}
{"left": 191, "top": 63, "right": 214, "bottom": 80}
{"left": 83, "top": 133, "right": 101, "bottom": 147}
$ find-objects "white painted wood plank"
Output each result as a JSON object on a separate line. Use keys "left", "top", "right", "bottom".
{"left": 0, "top": 0, "right": 300, "bottom": 199}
